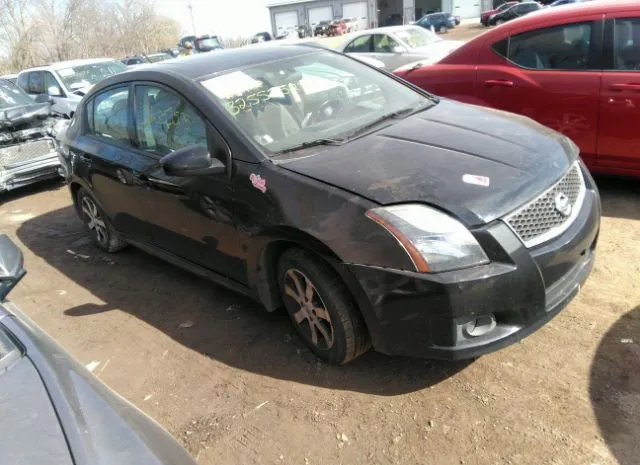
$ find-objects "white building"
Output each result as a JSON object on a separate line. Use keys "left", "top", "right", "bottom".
{"left": 267, "top": 0, "right": 495, "bottom": 37}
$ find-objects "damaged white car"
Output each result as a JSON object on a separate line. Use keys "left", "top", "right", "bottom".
{"left": 0, "top": 78, "right": 65, "bottom": 193}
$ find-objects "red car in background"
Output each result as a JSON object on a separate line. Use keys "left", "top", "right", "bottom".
{"left": 395, "top": 0, "right": 640, "bottom": 177}
{"left": 481, "top": 1, "right": 518, "bottom": 26}
{"left": 328, "top": 19, "right": 347, "bottom": 36}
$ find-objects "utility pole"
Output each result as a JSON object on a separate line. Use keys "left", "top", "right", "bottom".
{"left": 188, "top": 0, "right": 197, "bottom": 36}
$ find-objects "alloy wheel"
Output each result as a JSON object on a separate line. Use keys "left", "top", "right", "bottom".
{"left": 81, "top": 196, "right": 108, "bottom": 246}
{"left": 283, "top": 268, "right": 334, "bottom": 349}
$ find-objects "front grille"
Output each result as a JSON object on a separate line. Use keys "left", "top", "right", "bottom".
{"left": 504, "top": 162, "right": 586, "bottom": 248}
{"left": 0, "top": 139, "right": 55, "bottom": 168}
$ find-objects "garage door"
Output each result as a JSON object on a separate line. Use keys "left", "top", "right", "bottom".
{"left": 274, "top": 11, "right": 299, "bottom": 34}
{"left": 342, "top": 2, "right": 368, "bottom": 30}
{"left": 452, "top": 0, "right": 481, "bottom": 19}
{"left": 308, "top": 6, "right": 332, "bottom": 28}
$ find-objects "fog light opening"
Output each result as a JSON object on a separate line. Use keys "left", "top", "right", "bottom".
{"left": 464, "top": 315, "right": 497, "bottom": 338}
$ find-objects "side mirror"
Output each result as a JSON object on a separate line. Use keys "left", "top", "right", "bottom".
{"left": 47, "top": 86, "right": 62, "bottom": 97}
{"left": 392, "top": 45, "right": 405, "bottom": 54}
{"left": 160, "top": 144, "right": 225, "bottom": 177}
{"left": 34, "top": 94, "right": 53, "bottom": 104}
{"left": 0, "top": 234, "right": 26, "bottom": 301}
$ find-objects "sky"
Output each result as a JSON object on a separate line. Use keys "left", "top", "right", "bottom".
{"left": 156, "top": 0, "right": 273, "bottom": 38}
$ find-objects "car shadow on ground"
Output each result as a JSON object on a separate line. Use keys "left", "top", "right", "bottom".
{"left": 1, "top": 178, "right": 64, "bottom": 203}
{"left": 594, "top": 175, "right": 640, "bottom": 221}
{"left": 16, "top": 205, "right": 471, "bottom": 395}
{"left": 590, "top": 305, "right": 640, "bottom": 464}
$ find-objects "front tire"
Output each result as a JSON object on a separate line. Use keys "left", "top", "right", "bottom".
{"left": 496, "top": 19, "right": 505, "bottom": 25}
{"left": 77, "top": 188, "right": 126, "bottom": 253}
{"left": 439, "top": 25, "right": 448, "bottom": 33}
{"left": 278, "top": 248, "right": 370, "bottom": 364}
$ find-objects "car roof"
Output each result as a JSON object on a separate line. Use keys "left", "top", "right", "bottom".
{"left": 470, "top": 0, "right": 637, "bottom": 42}
{"left": 134, "top": 45, "right": 321, "bottom": 80}
{"left": 19, "top": 58, "right": 118, "bottom": 73}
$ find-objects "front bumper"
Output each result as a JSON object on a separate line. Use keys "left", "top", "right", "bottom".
{"left": 0, "top": 142, "right": 62, "bottom": 192}
{"left": 347, "top": 165, "right": 600, "bottom": 360}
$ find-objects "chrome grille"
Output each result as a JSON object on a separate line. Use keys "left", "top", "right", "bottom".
{"left": 0, "top": 139, "right": 55, "bottom": 168}
{"left": 505, "top": 162, "right": 585, "bottom": 248}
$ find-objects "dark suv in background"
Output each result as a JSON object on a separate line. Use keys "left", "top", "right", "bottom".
{"left": 178, "top": 35, "right": 224, "bottom": 53}
{"left": 415, "top": 12, "right": 456, "bottom": 33}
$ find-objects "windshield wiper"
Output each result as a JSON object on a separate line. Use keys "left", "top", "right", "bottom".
{"left": 277, "top": 138, "right": 342, "bottom": 154}
{"left": 341, "top": 104, "right": 431, "bottom": 140}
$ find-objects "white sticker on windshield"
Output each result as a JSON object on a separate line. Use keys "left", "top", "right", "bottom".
{"left": 58, "top": 68, "right": 75, "bottom": 77}
{"left": 462, "top": 174, "right": 490, "bottom": 187}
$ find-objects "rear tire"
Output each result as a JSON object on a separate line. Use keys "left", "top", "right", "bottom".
{"left": 278, "top": 248, "right": 370, "bottom": 364}
{"left": 76, "top": 188, "right": 126, "bottom": 253}
{"left": 439, "top": 25, "right": 448, "bottom": 33}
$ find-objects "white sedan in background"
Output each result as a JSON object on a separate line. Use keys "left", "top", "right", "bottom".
{"left": 245, "top": 38, "right": 386, "bottom": 69}
{"left": 330, "top": 25, "right": 464, "bottom": 70}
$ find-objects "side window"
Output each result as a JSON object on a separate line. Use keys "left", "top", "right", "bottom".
{"left": 134, "top": 85, "right": 208, "bottom": 157}
{"left": 505, "top": 22, "right": 593, "bottom": 70}
{"left": 613, "top": 18, "right": 640, "bottom": 71}
{"left": 16, "top": 73, "right": 28, "bottom": 92}
{"left": 43, "top": 72, "right": 62, "bottom": 95}
{"left": 92, "top": 87, "right": 131, "bottom": 145}
{"left": 344, "top": 35, "right": 372, "bottom": 53}
{"left": 373, "top": 34, "right": 401, "bottom": 53}
{"left": 28, "top": 72, "right": 44, "bottom": 94}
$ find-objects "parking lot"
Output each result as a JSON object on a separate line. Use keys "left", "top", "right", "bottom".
{"left": 2, "top": 21, "right": 639, "bottom": 465}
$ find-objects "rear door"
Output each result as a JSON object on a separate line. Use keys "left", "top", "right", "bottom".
{"left": 343, "top": 34, "right": 374, "bottom": 62}
{"left": 476, "top": 18, "right": 603, "bottom": 169}
{"left": 77, "top": 85, "right": 154, "bottom": 240}
{"left": 596, "top": 15, "right": 640, "bottom": 173}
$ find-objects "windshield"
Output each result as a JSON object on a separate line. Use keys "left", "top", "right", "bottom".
{"left": 197, "top": 37, "right": 222, "bottom": 50}
{"left": 0, "top": 79, "right": 33, "bottom": 108}
{"left": 57, "top": 61, "right": 128, "bottom": 90}
{"left": 498, "top": 3, "right": 513, "bottom": 11}
{"left": 395, "top": 27, "right": 442, "bottom": 48}
{"left": 201, "top": 50, "right": 432, "bottom": 154}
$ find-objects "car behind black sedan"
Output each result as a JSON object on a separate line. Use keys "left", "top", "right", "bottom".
{"left": 489, "top": 1, "right": 542, "bottom": 25}
{"left": 0, "top": 234, "right": 197, "bottom": 465}
{"left": 57, "top": 45, "right": 600, "bottom": 364}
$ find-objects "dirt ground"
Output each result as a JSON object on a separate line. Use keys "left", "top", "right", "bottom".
{"left": 1, "top": 24, "right": 639, "bottom": 465}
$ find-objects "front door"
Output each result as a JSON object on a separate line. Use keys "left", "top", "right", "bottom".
{"left": 130, "top": 84, "right": 244, "bottom": 282}
{"left": 476, "top": 20, "right": 602, "bottom": 169}
{"left": 597, "top": 15, "right": 640, "bottom": 173}
{"left": 370, "top": 34, "right": 408, "bottom": 69}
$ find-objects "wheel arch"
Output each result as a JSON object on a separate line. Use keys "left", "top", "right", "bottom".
{"left": 248, "top": 226, "right": 380, "bottom": 348}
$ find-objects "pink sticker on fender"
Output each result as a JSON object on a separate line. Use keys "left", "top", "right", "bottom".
{"left": 462, "top": 174, "right": 490, "bottom": 187}
{"left": 249, "top": 173, "right": 267, "bottom": 193}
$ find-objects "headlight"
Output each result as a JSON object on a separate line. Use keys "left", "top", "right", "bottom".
{"left": 365, "top": 204, "right": 489, "bottom": 273}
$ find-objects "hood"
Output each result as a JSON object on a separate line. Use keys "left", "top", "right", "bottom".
{"left": 71, "top": 85, "right": 92, "bottom": 97}
{"left": 279, "top": 99, "right": 577, "bottom": 226}
{"left": 0, "top": 102, "right": 54, "bottom": 145}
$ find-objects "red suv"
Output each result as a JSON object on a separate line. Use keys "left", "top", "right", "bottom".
{"left": 328, "top": 19, "right": 347, "bottom": 36}
{"left": 395, "top": 0, "right": 640, "bottom": 177}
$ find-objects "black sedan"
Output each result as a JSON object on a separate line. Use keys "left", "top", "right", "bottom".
{"left": 0, "top": 234, "right": 197, "bottom": 465}
{"left": 57, "top": 45, "right": 600, "bottom": 364}
{"left": 489, "top": 1, "right": 542, "bottom": 25}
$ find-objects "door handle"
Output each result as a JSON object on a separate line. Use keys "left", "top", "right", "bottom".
{"left": 610, "top": 83, "right": 640, "bottom": 91}
{"left": 484, "top": 79, "right": 514, "bottom": 87}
